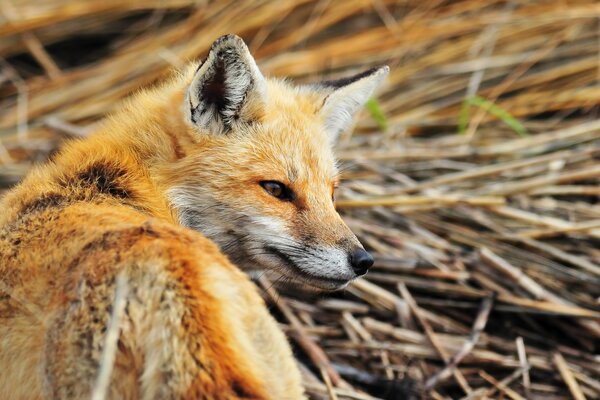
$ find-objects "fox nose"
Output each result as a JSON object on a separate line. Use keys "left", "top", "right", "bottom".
{"left": 349, "top": 248, "right": 374, "bottom": 276}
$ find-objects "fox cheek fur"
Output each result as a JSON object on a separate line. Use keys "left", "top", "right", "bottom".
{"left": 166, "top": 35, "right": 388, "bottom": 289}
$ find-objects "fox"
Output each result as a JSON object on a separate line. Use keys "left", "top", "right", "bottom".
{"left": 0, "top": 35, "right": 388, "bottom": 399}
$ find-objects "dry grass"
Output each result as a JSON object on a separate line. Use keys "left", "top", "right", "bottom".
{"left": 2, "top": 1, "right": 600, "bottom": 399}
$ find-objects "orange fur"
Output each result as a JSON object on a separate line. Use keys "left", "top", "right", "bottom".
{"left": 0, "top": 35, "right": 387, "bottom": 399}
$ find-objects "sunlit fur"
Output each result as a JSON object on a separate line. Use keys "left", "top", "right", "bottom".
{"left": 0, "top": 35, "right": 387, "bottom": 399}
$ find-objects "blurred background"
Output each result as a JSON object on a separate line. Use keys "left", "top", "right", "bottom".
{"left": 2, "top": 1, "right": 600, "bottom": 399}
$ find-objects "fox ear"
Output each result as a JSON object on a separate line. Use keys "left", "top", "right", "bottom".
{"left": 186, "top": 35, "right": 266, "bottom": 135}
{"left": 318, "top": 66, "right": 389, "bottom": 140}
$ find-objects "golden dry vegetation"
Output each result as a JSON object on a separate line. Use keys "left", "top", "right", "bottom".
{"left": 1, "top": 1, "right": 600, "bottom": 398}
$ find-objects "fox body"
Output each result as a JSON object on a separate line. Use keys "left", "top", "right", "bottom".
{"left": 0, "top": 35, "right": 387, "bottom": 399}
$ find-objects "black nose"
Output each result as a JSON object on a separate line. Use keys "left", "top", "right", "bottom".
{"left": 349, "top": 248, "right": 374, "bottom": 276}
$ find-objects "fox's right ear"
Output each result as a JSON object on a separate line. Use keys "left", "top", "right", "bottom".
{"left": 185, "top": 35, "right": 267, "bottom": 135}
{"left": 316, "top": 66, "right": 389, "bottom": 141}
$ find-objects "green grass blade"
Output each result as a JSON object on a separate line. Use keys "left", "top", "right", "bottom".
{"left": 458, "top": 99, "right": 471, "bottom": 135}
{"left": 366, "top": 98, "right": 388, "bottom": 131}
{"left": 463, "top": 95, "right": 529, "bottom": 137}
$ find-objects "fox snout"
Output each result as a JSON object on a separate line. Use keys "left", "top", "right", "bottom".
{"left": 258, "top": 221, "right": 375, "bottom": 290}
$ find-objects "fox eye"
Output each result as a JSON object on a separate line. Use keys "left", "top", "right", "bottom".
{"left": 260, "top": 181, "right": 295, "bottom": 201}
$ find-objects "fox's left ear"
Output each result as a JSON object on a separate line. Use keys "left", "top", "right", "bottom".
{"left": 186, "top": 35, "right": 267, "bottom": 135}
{"left": 317, "top": 66, "right": 389, "bottom": 139}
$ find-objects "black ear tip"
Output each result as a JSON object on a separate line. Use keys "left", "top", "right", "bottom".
{"left": 210, "top": 34, "right": 247, "bottom": 53}
{"left": 320, "top": 66, "right": 388, "bottom": 90}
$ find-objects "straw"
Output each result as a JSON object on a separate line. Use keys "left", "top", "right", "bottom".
{"left": 2, "top": 1, "right": 600, "bottom": 398}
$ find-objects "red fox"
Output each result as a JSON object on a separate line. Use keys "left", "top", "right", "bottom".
{"left": 0, "top": 35, "right": 388, "bottom": 399}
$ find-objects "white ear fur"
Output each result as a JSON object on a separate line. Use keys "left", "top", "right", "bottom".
{"left": 319, "top": 66, "right": 389, "bottom": 139}
{"left": 186, "top": 34, "right": 267, "bottom": 135}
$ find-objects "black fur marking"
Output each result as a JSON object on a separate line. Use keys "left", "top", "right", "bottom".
{"left": 320, "top": 67, "right": 380, "bottom": 89}
{"left": 21, "top": 192, "right": 66, "bottom": 214}
{"left": 231, "top": 380, "right": 257, "bottom": 399}
{"left": 202, "top": 54, "right": 229, "bottom": 115}
{"left": 189, "top": 96, "right": 198, "bottom": 124}
{"left": 210, "top": 34, "right": 239, "bottom": 52}
{"left": 77, "top": 163, "right": 130, "bottom": 199}
{"left": 265, "top": 245, "right": 297, "bottom": 269}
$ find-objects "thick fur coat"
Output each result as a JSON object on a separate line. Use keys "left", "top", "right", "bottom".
{"left": 0, "top": 35, "right": 387, "bottom": 399}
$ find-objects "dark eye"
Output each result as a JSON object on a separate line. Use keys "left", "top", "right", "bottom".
{"left": 260, "top": 181, "right": 295, "bottom": 201}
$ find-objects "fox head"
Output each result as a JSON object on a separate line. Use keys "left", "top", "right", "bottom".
{"left": 164, "top": 35, "right": 388, "bottom": 290}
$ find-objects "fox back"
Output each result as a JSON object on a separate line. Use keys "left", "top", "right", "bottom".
{"left": 0, "top": 35, "right": 387, "bottom": 399}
